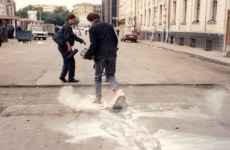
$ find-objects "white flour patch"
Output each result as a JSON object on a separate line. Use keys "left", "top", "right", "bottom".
{"left": 153, "top": 129, "right": 230, "bottom": 150}
{"left": 57, "top": 86, "right": 95, "bottom": 110}
{"left": 204, "top": 88, "right": 228, "bottom": 117}
{"left": 45, "top": 86, "right": 230, "bottom": 150}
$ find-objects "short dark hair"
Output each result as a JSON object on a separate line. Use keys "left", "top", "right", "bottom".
{"left": 66, "top": 14, "right": 76, "bottom": 21}
{"left": 87, "top": 13, "right": 100, "bottom": 22}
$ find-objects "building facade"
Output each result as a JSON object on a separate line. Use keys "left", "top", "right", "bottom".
{"left": 168, "top": 0, "right": 229, "bottom": 51}
{"left": 102, "top": 0, "right": 118, "bottom": 26}
{"left": 33, "top": 5, "right": 57, "bottom": 12}
{"left": 119, "top": 0, "right": 230, "bottom": 52}
{"left": 0, "top": 2, "right": 6, "bottom": 15}
{"left": 0, "top": 0, "right": 15, "bottom": 16}
{"left": 73, "top": 3, "right": 102, "bottom": 27}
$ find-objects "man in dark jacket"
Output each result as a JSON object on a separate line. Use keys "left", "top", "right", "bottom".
{"left": 83, "top": 13, "right": 125, "bottom": 109}
{"left": 58, "top": 14, "right": 86, "bottom": 82}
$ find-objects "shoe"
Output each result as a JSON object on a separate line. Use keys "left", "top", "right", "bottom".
{"left": 59, "top": 77, "right": 67, "bottom": 82}
{"left": 67, "top": 49, "right": 78, "bottom": 59}
{"left": 89, "top": 95, "right": 107, "bottom": 110}
{"left": 68, "top": 78, "right": 79, "bottom": 82}
{"left": 111, "top": 89, "right": 126, "bottom": 109}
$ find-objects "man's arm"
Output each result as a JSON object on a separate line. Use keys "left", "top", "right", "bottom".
{"left": 73, "top": 33, "right": 84, "bottom": 43}
{"left": 70, "top": 28, "right": 86, "bottom": 44}
{"left": 112, "top": 27, "right": 118, "bottom": 47}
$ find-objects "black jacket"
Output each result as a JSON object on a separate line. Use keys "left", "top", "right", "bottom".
{"left": 85, "top": 20, "right": 118, "bottom": 61}
{"left": 62, "top": 24, "right": 83, "bottom": 46}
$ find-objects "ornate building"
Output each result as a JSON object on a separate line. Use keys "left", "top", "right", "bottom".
{"left": 0, "top": 0, "right": 15, "bottom": 16}
{"left": 119, "top": 0, "right": 230, "bottom": 52}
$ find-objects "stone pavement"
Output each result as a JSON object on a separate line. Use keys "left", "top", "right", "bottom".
{"left": 139, "top": 40, "right": 230, "bottom": 66}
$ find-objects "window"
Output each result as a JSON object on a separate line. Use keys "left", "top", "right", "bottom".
{"left": 148, "top": 8, "right": 151, "bottom": 26}
{"left": 206, "top": 39, "right": 212, "bottom": 51}
{"left": 194, "top": 0, "right": 200, "bottom": 22}
{"left": 179, "top": 37, "right": 184, "bottom": 46}
{"left": 190, "top": 38, "right": 196, "bottom": 47}
{"left": 137, "top": 11, "right": 140, "bottom": 24}
{"left": 159, "top": 5, "right": 162, "bottom": 24}
{"left": 140, "top": 14, "right": 143, "bottom": 25}
{"left": 210, "top": 0, "right": 217, "bottom": 21}
{"left": 182, "top": 0, "right": 187, "bottom": 22}
{"left": 152, "top": 7, "right": 155, "bottom": 25}
{"left": 172, "top": 1, "right": 177, "bottom": 23}
{"left": 144, "top": 9, "right": 146, "bottom": 25}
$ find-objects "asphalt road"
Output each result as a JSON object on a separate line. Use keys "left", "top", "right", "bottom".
{"left": 0, "top": 36, "right": 230, "bottom": 150}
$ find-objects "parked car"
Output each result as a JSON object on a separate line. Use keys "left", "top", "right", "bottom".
{"left": 121, "top": 30, "right": 138, "bottom": 43}
{"left": 42, "top": 24, "right": 55, "bottom": 36}
{"left": 28, "top": 25, "right": 48, "bottom": 40}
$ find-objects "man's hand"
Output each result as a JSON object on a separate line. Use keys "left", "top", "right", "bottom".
{"left": 66, "top": 41, "right": 72, "bottom": 52}
{"left": 67, "top": 46, "right": 72, "bottom": 52}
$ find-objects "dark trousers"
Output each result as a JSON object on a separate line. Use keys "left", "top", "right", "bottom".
{"left": 58, "top": 46, "right": 75, "bottom": 79}
{"left": 95, "top": 56, "right": 118, "bottom": 100}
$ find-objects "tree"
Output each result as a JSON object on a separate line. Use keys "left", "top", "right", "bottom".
{"left": 16, "top": 6, "right": 80, "bottom": 26}
{"left": 16, "top": 5, "right": 43, "bottom": 19}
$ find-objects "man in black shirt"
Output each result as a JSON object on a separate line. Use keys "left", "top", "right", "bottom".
{"left": 58, "top": 14, "right": 86, "bottom": 82}
{"left": 83, "top": 13, "right": 125, "bottom": 109}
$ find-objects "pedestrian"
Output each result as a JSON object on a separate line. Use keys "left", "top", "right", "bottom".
{"left": 85, "top": 29, "right": 88, "bottom": 36}
{"left": 0, "top": 25, "right": 2, "bottom": 47}
{"left": 9, "top": 25, "right": 14, "bottom": 38}
{"left": 83, "top": 12, "right": 125, "bottom": 109}
{"left": 3, "top": 24, "right": 8, "bottom": 42}
{"left": 116, "top": 28, "right": 120, "bottom": 36}
{"left": 54, "top": 25, "right": 60, "bottom": 33}
{"left": 78, "top": 30, "right": 81, "bottom": 36}
{"left": 58, "top": 14, "right": 86, "bottom": 83}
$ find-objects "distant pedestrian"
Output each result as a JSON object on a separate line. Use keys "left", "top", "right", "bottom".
{"left": 116, "top": 29, "right": 120, "bottom": 36}
{"left": 78, "top": 30, "right": 81, "bottom": 36}
{"left": 83, "top": 12, "right": 125, "bottom": 109}
{"left": 58, "top": 14, "right": 86, "bottom": 83}
{"left": 0, "top": 25, "right": 2, "bottom": 47}
{"left": 54, "top": 26, "right": 60, "bottom": 33}
{"left": 85, "top": 29, "right": 88, "bottom": 36}
{"left": 9, "top": 25, "right": 14, "bottom": 38}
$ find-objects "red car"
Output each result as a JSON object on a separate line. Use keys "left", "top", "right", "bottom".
{"left": 121, "top": 30, "right": 138, "bottom": 43}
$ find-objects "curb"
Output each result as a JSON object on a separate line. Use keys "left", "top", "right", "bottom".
{"left": 140, "top": 41, "right": 230, "bottom": 67}
{"left": 0, "top": 83, "right": 222, "bottom": 88}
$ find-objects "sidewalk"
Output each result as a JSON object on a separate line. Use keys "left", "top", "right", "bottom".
{"left": 140, "top": 40, "right": 230, "bottom": 66}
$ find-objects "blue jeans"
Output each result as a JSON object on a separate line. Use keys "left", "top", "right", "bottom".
{"left": 95, "top": 56, "right": 118, "bottom": 101}
{"left": 58, "top": 46, "right": 75, "bottom": 79}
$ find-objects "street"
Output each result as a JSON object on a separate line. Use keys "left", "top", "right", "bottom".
{"left": 0, "top": 36, "right": 230, "bottom": 150}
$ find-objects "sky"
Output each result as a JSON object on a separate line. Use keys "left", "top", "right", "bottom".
{"left": 14, "top": 0, "right": 102, "bottom": 10}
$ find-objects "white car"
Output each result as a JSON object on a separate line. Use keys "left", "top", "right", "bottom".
{"left": 31, "top": 27, "right": 48, "bottom": 40}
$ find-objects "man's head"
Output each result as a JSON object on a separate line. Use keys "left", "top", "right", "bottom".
{"left": 66, "top": 14, "right": 76, "bottom": 25}
{"left": 87, "top": 13, "right": 100, "bottom": 24}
